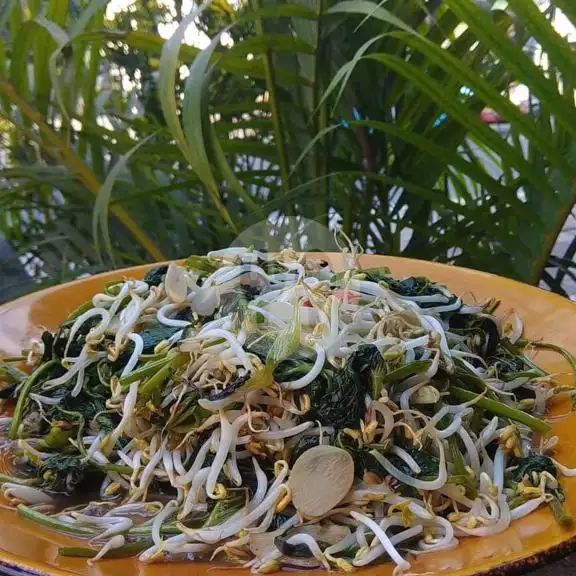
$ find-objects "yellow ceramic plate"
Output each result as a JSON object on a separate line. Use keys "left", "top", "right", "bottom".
{"left": 1, "top": 254, "right": 576, "bottom": 576}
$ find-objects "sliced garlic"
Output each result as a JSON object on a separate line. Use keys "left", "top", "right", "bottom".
{"left": 289, "top": 445, "right": 354, "bottom": 518}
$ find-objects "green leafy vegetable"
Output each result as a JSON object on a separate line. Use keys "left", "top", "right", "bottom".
{"left": 451, "top": 387, "right": 551, "bottom": 433}
{"left": 184, "top": 255, "right": 220, "bottom": 274}
{"left": 306, "top": 346, "right": 382, "bottom": 428}
{"left": 266, "top": 303, "right": 301, "bottom": 367}
{"left": 274, "top": 534, "right": 315, "bottom": 557}
{"left": 487, "top": 346, "right": 533, "bottom": 379}
{"left": 144, "top": 265, "right": 168, "bottom": 286}
{"left": 138, "top": 322, "right": 183, "bottom": 354}
{"left": 388, "top": 447, "right": 440, "bottom": 478}
{"left": 385, "top": 276, "right": 443, "bottom": 298}
{"left": 360, "top": 266, "right": 391, "bottom": 283}
{"left": 449, "top": 313, "right": 500, "bottom": 357}
{"left": 513, "top": 454, "right": 557, "bottom": 482}
{"left": 381, "top": 360, "right": 430, "bottom": 385}
{"left": 203, "top": 494, "right": 245, "bottom": 527}
{"left": 38, "top": 454, "right": 90, "bottom": 494}
{"left": 289, "top": 431, "right": 336, "bottom": 466}
{"left": 220, "top": 285, "right": 260, "bottom": 329}
{"left": 52, "top": 316, "right": 101, "bottom": 359}
{"left": 307, "top": 368, "right": 365, "bottom": 429}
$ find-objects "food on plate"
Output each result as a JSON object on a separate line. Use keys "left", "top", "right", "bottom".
{"left": 1, "top": 240, "right": 575, "bottom": 574}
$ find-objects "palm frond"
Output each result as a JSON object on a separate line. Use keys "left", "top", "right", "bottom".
{"left": 0, "top": 0, "right": 574, "bottom": 297}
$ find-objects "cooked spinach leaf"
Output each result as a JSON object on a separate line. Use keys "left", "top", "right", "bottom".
{"left": 144, "top": 265, "right": 168, "bottom": 287}
{"left": 513, "top": 453, "right": 557, "bottom": 482}
{"left": 388, "top": 447, "right": 440, "bottom": 477}
{"left": 38, "top": 455, "right": 89, "bottom": 494}
{"left": 487, "top": 346, "right": 530, "bottom": 378}
{"left": 203, "top": 494, "right": 245, "bottom": 527}
{"left": 305, "top": 345, "right": 383, "bottom": 428}
{"left": 361, "top": 266, "right": 391, "bottom": 283}
{"left": 52, "top": 316, "right": 100, "bottom": 359}
{"left": 384, "top": 276, "right": 437, "bottom": 298}
{"left": 449, "top": 313, "right": 500, "bottom": 358}
{"left": 40, "top": 331, "right": 54, "bottom": 362}
{"left": 184, "top": 255, "right": 220, "bottom": 275}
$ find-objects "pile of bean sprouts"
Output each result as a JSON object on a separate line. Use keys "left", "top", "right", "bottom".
{"left": 1, "top": 241, "right": 576, "bottom": 575}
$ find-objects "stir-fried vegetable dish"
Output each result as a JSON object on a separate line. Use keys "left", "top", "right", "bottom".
{"left": 1, "top": 241, "right": 576, "bottom": 574}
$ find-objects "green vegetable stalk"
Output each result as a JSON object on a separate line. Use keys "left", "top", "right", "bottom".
{"left": 17, "top": 505, "right": 97, "bottom": 537}
{"left": 548, "top": 496, "right": 573, "bottom": 527}
{"left": 203, "top": 495, "right": 246, "bottom": 528}
{"left": 139, "top": 354, "right": 188, "bottom": 397}
{"left": 59, "top": 540, "right": 151, "bottom": 558}
{"left": 0, "top": 474, "right": 38, "bottom": 486}
{"left": 501, "top": 340, "right": 547, "bottom": 377}
{"left": 40, "top": 426, "right": 73, "bottom": 449}
{"left": 65, "top": 300, "right": 94, "bottom": 322}
{"left": 119, "top": 353, "right": 174, "bottom": 389}
{"left": 517, "top": 339, "right": 576, "bottom": 386}
{"left": 381, "top": 360, "right": 430, "bottom": 385}
{"left": 0, "top": 364, "right": 27, "bottom": 385}
{"left": 450, "top": 387, "right": 551, "bottom": 433}
{"left": 92, "top": 462, "right": 133, "bottom": 475}
{"left": 447, "top": 436, "right": 476, "bottom": 498}
{"left": 128, "top": 524, "right": 181, "bottom": 536}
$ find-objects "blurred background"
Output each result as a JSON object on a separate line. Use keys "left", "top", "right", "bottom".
{"left": 0, "top": 0, "right": 575, "bottom": 303}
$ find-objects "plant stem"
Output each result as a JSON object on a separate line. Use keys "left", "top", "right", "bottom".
{"left": 447, "top": 436, "right": 477, "bottom": 498}
{"left": 453, "top": 360, "right": 491, "bottom": 393}
{"left": 0, "top": 474, "right": 37, "bottom": 486}
{"left": 119, "top": 354, "right": 172, "bottom": 389}
{"left": 549, "top": 496, "right": 573, "bottom": 527}
{"left": 17, "top": 505, "right": 97, "bottom": 537}
{"left": 9, "top": 360, "right": 59, "bottom": 440}
{"left": 0, "top": 364, "right": 27, "bottom": 384}
{"left": 508, "top": 494, "right": 527, "bottom": 510}
{"left": 501, "top": 340, "right": 547, "bottom": 377}
{"left": 139, "top": 354, "right": 187, "bottom": 397}
{"left": 65, "top": 300, "right": 94, "bottom": 322}
{"left": 517, "top": 339, "right": 576, "bottom": 385}
{"left": 382, "top": 360, "right": 430, "bottom": 385}
{"left": 450, "top": 387, "right": 551, "bottom": 433}
{"left": 128, "top": 524, "right": 181, "bottom": 536}
{"left": 98, "top": 463, "right": 133, "bottom": 475}
{"left": 59, "top": 540, "right": 151, "bottom": 558}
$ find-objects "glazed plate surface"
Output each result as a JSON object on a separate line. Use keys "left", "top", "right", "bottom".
{"left": 1, "top": 254, "right": 575, "bottom": 576}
